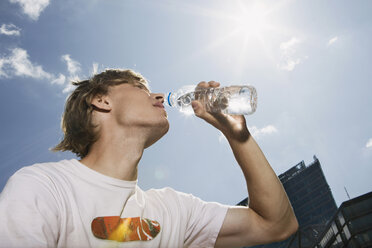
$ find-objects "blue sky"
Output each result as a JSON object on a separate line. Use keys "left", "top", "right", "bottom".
{"left": 0, "top": 0, "right": 371, "bottom": 206}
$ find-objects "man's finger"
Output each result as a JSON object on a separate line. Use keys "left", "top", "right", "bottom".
{"left": 196, "top": 81, "right": 208, "bottom": 88}
{"left": 192, "top": 100, "right": 213, "bottom": 121}
{"left": 191, "top": 101, "right": 204, "bottom": 117}
{"left": 192, "top": 100, "right": 224, "bottom": 130}
{"left": 208, "top": 81, "right": 220, "bottom": 88}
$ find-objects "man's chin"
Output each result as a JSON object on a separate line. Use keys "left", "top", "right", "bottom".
{"left": 144, "top": 123, "right": 169, "bottom": 149}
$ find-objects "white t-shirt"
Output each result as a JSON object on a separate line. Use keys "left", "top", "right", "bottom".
{"left": 0, "top": 159, "right": 228, "bottom": 248}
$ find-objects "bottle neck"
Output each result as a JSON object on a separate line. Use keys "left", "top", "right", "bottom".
{"left": 165, "top": 92, "right": 173, "bottom": 107}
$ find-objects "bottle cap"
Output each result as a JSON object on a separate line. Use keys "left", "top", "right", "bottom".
{"left": 165, "top": 92, "right": 172, "bottom": 107}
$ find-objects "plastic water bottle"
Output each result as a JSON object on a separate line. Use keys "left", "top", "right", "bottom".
{"left": 165, "top": 85, "right": 257, "bottom": 115}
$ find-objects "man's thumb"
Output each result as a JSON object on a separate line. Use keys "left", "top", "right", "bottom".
{"left": 191, "top": 101, "right": 204, "bottom": 117}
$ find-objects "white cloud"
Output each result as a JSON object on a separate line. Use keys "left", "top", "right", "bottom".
{"left": 62, "top": 83, "right": 76, "bottom": 94}
{"left": 11, "top": 48, "right": 52, "bottom": 78}
{"left": 92, "top": 62, "right": 99, "bottom": 75}
{"left": 51, "top": 73, "right": 66, "bottom": 85}
{"left": 0, "top": 48, "right": 89, "bottom": 94}
{"left": 61, "top": 54, "right": 81, "bottom": 76}
{"left": 328, "top": 36, "right": 338, "bottom": 46}
{"left": 0, "top": 49, "right": 97, "bottom": 94}
{"left": 0, "top": 48, "right": 52, "bottom": 79}
{"left": 280, "top": 37, "right": 300, "bottom": 52}
{"left": 0, "top": 48, "right": 68, "bottom": 90}
{"left": 0, "top": 23, "right": 21, "bottom": 36}
{"left": 366, "top": 138, "right": 372, "bottom": 149}
{"left": 279, "top": 58, "right": 301, "bottom": 72}
{"left": 60, "top": 55, "right": 84, "bottom": 93}
{"left": 9, "top": 0, "right": 50, "bottom": 21}
{"left": 278, "top": 37, "right": 305, "bottom": 72}
{"left": 249, "top": 125, "right": 278, "bottom": 139}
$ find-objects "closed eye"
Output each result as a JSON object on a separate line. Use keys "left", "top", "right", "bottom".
{"left": 134, "top": 83, "right": 150, "bottom": 94}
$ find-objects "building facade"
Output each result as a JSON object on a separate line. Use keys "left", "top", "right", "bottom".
{"left": 238, "top": 156, "right": 338, "bottom": 248}
{"left": 313, "top": 191, "right": 372, "bottom": 248}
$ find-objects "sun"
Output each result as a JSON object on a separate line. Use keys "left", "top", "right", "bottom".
{"left": 233, "top": 2, "right": 271, "bottom": 38}
{"left": 165, "top": 0, "right": 290, "bottom": 76}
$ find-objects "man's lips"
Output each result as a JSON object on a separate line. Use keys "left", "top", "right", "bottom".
{"left": 153, "top": 102, "right": 164, "bottom": 108}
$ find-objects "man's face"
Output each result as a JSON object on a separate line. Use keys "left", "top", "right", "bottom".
{"left": 108, "top": 82, "right": 169, "bottom": 146}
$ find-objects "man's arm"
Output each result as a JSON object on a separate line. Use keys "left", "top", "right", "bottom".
{"left": 192, "top": 81, "right": 298, "bottom": 248}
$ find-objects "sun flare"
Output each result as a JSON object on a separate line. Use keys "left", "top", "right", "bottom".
{"left": 166, "top": 0, "right": 290, "bottom": 78}
{"left": 233, "top": 2, "right": 270, "bottom": 37}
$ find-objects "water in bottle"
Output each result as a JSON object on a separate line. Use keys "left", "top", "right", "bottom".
{"left": 165, "top": 85, "right": 257, "bottom": 115}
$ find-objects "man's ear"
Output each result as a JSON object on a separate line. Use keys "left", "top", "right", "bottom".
{"left": 91, "top": 95, "right": 112, "bottom": 112}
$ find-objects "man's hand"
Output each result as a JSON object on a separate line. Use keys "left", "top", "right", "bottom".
{"left": 191, "top": 81, "right": 249, "bottom": 142}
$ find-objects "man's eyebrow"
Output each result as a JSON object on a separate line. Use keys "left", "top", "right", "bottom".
{"left": 134, "top": 82, "right": 151, "bottom": 93}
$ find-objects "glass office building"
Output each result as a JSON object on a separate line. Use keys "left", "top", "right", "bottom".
{"left": 313, "top": 191, "right": 372, "bottom": 248}
{"left": 238, "top": 156, "right": 338, "bottom": 248}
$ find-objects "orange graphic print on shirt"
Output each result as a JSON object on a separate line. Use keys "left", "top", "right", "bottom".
{"left": 91, "top": 216, "right": 161, "bottom": 242}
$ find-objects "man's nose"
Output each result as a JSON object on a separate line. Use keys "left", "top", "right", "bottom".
{"left": 152, "top": 93, "right": 165, "bottom": 103}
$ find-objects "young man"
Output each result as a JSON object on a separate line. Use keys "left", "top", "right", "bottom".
{"left": 0, "top": 69, "right": 298, "bottom": 247}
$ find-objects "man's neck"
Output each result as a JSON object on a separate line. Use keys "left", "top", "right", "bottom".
{"left": 80, "top": 130, "right": 146, "bottom": 181}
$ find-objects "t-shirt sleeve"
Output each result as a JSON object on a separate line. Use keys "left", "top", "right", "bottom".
{"left": 178, "top": 191, "right": 229, "bottom": 248}
{"left": 0, "top": 168, "right": 60, "bottom": 247}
